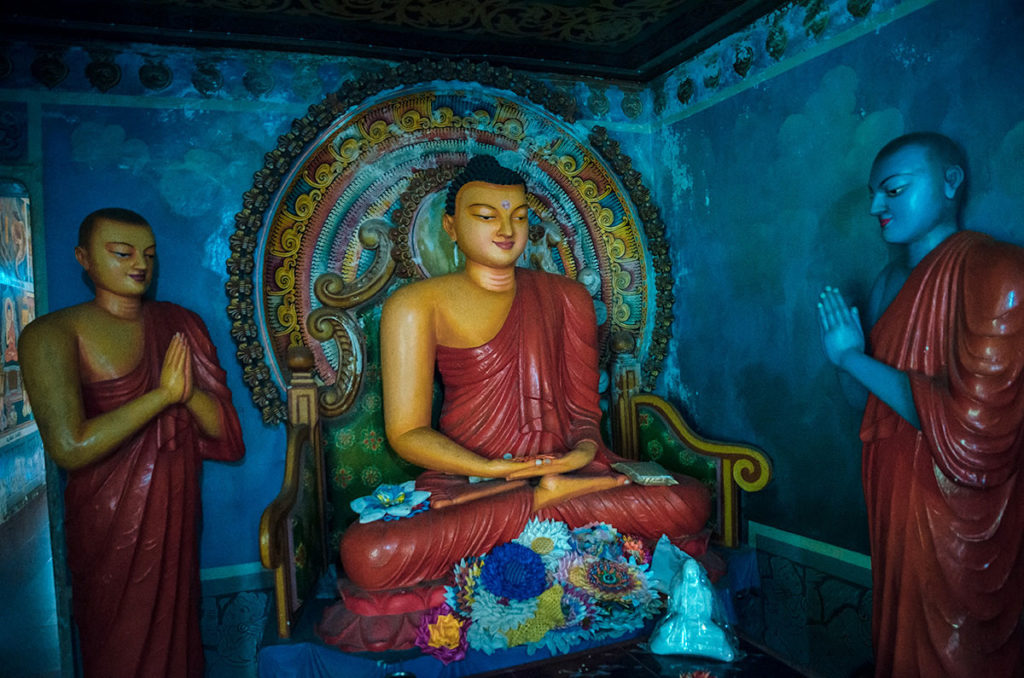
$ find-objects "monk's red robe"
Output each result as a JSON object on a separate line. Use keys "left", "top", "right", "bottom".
{"left": 861, "top": 231, "right": 1024, "bottom": 678}
{"left": 339, "top": 268, "right": 711, "bottom": 591}
{"left": 64, "top": 301, "right": 244, "bottom": 678}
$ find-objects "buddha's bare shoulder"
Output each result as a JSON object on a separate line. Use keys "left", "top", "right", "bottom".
{"left": 386, "top": 275, "right": 463, "bottom": 307}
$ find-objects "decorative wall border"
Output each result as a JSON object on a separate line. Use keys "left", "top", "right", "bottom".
{"left": 227, "top": 59, "right": 675, "bottom": 424}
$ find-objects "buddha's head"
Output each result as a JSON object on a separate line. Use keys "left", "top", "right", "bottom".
{"left": 442, "top": 156, "right": 529, "bottom": 270}
{"left": 868, "top": 132, "right": 966, "bottom": 246}
{"left": 75, "top": 207, "right": 156, "bottom": 298}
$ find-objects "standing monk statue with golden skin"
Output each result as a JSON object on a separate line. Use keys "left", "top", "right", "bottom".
{"left": 331, "top": 157, "right": 711, "bottom": 643}
{"left": 818, "top": 133, "right": 1024, "bottom": 677}
{"left": 19, "top": 208, "right": 244, "bottom": 678}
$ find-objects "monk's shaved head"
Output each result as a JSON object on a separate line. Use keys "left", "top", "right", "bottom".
{"left": 875, "top": 133, "right": 968, "bottom": 209}
{"left": 78, "top": 207, "right": 150, "bottom": 248}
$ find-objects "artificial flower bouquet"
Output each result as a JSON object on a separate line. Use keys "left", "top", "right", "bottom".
{"left": 414, "top": 517, "right": 664, "bottom": 664}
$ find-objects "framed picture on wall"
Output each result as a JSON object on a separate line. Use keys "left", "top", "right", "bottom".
{"left": 0, "top": 175, "right": 41, "bottom": 513}
{"left": 0, "top": 179, "right": 35, "bottom": 439}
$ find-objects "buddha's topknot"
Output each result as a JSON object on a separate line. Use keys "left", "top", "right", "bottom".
{"left": 445, "top": 156, "right": 527, "bottom": 215}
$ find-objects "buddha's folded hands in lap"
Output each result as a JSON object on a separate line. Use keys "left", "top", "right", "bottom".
{"left": 339, "top": 158, "right": 711, "bottom": 592}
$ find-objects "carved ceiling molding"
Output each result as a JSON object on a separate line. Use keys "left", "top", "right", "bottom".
{"left": 146, "top": 0, "right": 680, "bottom": 48}
{"left": 3, "top": 0, "right": 792, "bottom": 79}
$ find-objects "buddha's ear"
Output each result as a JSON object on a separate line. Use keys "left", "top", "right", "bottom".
{"left": 441, "top": 213, "right": 456, "bottom": 242}
{"left": 943, "top": 165, "right": 965, "bottom": 199}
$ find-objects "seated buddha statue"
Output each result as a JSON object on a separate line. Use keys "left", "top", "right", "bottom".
{"left": 325, "top": 156, "right": 711, "bottom": 650}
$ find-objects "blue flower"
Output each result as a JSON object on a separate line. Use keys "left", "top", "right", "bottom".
{"left": 471, "top": 588, "right": 539, "bottom": 632}
{"left": 572, "top": 522, "right": 623, "bottom": 560}
{"left": 350, "top": 480, "right": 430, "bottom": 524}
{"left": 480, "top": 542, "right": 547, "bottom": 601}
{"left": 514, "top": 518, "right": 572, "bottom": 570}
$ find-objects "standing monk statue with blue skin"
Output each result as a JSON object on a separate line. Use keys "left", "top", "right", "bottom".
{"left": 325, "top": 156, "right": 711, "bottom": 651}
{"left": 19, "top": 208, "right": 244, "bottom": 678}
{"left": 817, "top": 133, "right": 1024, "bottom": 677}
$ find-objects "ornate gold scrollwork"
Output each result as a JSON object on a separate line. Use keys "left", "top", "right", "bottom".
{"left": 313, "top": 218, "right": 396, "bottom": 309}
{"left": 306, "top": 306, "right": 363, "bottom": 418}
{"left": 306, "top": 218, "right": 396, "bottom": 418}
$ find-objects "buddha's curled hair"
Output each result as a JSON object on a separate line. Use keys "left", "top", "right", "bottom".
{"left": 445, "top": 156, "right": 527, "bottom": 215}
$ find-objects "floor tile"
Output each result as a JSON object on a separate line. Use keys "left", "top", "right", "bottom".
{"left": 0, "top": 491, "right": 62, "bottom": 678}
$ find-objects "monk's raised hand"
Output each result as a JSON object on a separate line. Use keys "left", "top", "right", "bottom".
{"left": 159, "top": 333, "right": 193, "bottom": 404}
{"left": 180, "top": 339, "right": 195, "bottom": 403}
{"left": 817, "top": 286, "right": 865, "bottom": 369}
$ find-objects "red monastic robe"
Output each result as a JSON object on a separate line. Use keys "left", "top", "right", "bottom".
{"left": 861, "top": 231, "right": 1024, "bottom": 678}
{"left": 339, "top": 268, "right": 710, "bottom": 592}
{"left": 64, "top": 301, "right": 244, "bottom": 678}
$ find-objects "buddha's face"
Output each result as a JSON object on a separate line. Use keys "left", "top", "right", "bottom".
{"left": 75, "top": 218, "right": 156, "bottom": 298}
{"left": 442, "top": 181, "right": 529, "bottom": 270}
{"left": 868, "top": 143, "right": 958, "bottom": 246}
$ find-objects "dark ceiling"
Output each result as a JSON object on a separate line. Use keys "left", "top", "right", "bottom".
{"left": 2, "top": 0, "right": 791, "bottom": 81}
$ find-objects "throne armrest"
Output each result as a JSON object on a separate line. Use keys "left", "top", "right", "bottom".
{"left": 259, "top": 424, "right": 312, "bottom": 637}
{"left": 258, "top": 347, "right": 327, "bottom": 638}
{"left": 608, "top": 339, "right": 772, "bottom": 548}
{"left": 630, "top": 394, "right": 772, "bottom": 548}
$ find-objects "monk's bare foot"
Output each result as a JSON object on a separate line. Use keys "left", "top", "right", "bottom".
{"left": 533, "top": 473, "right": 628, "bottom": 510}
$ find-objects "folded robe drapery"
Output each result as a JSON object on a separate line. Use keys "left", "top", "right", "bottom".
{"left": 65, "top": 301, "right": 244, "bottom": 678}
{"left": 339, "top": 268, "right": 711, "bottom": 592}
{"left": 861, "top": 231, "right": 1024, "bottom": 678}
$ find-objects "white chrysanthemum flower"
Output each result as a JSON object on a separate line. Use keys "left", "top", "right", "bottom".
{"left": 514, "top": 518, "right": 572, "bottom": 569}
{"left": 470, "top": 588, "right": 538, "bottom": 632}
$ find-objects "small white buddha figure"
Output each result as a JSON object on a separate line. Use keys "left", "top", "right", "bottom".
{"left": 650, "top": 558, "right": 736, "bottom": 661}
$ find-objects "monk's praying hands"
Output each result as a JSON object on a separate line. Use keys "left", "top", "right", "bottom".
{"left": 159, "top": 332, "right": 194, "bottom": 404}
{"left": 817, "top": 285, "right": 865, "bottom": 369}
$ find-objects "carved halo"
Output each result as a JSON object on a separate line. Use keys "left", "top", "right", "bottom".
{"left": 227, "top": 60, "right": 674, "bottom": 424}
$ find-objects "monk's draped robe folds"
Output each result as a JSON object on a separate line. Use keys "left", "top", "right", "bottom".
{"left": 340, "top": 268, "right": 711, "bottom": 592}
{"left": 861, "top": 231, "right": 1024, "bottom": 678}
{"left": 64, "top": 302, "right": 244, "bottom": 678}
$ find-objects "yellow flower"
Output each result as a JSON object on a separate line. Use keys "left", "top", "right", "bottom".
{"left": 531, "top": 536, "right": 555, "bottom": 555}
{"left": 504, "top": 584, "right": 565, "bottom": 647}
{"left": 427, "top": 613, "right": 463, "bottom": 650}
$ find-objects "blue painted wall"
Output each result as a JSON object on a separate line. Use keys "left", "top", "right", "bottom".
{"left": 645, "top": 0, "right": 1024, "bottom": 553}
{"left": 39, "top": 104, "right": 297, "bottom": 566}
{"left": 1, "top": 0, "right": 1021, "bottom": 570}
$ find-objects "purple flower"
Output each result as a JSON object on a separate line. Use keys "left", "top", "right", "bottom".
{"left": 414, "top": 604, "right": 468, "bottom": 665}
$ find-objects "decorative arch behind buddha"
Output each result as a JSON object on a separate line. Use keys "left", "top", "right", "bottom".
{"left": 229, "top": 59, "right": 688, "bottom": 574}
{"left": 228, "top": 61, "right": 674, "bottom": 428}
{"left": 234, "top": 63, "right": 771, "bottom": 639}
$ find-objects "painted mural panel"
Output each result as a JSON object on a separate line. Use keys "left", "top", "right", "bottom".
{"left": 0, "top": 179, "right": 43, "bottom": 521}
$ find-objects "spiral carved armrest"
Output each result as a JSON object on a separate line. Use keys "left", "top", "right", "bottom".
{"left": 630, "top": 393, "right": 772, "bottom": 548}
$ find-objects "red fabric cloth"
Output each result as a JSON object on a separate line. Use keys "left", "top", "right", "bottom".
{"left": 339, "top": 268, "right": 711, "bottom": 592}
{"left": 860, "top": 231, "right": 1024, "bottom": 678}
{"left": 64, "top": 301, "right": 244, "bottom": 678}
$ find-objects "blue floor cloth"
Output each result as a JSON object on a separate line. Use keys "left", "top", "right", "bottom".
{"left": 257, "top": 628, "right": 645, "bottom": 678}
